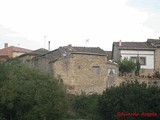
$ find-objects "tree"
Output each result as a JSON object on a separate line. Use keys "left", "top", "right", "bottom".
{"left": 67, "top": 93, "right": 101, "bottom": 120}
{"left": 0, "top": 59, "right": 68, "bottom": 120}
{"left": 117, "top": 58, "right": 136, "bottom": 75}
{"left": 98, "top": 81, "right": 160, "bottom": 120}
{"left": 135, "top": 57, "right": 141, "bottom": 76}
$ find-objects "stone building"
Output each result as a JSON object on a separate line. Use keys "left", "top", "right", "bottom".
{"left": 147, "top": 39, "right": 160, "bottom": 71}
{"left": 28, "top": 45, "right": 118, "bottom": 94}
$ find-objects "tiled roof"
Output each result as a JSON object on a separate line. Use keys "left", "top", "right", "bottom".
{"left": 37, "top": 45, "right": 106, "bottom": 61}
{"left": 18, "top": 48, "right": 49, "bottom": 58}
{"left": 113, "top": 42, "right": 154, "bottom": 50}
{"left": 0, "top": 46, "right": 32, "bottom": 57}
{"left": 62, "top": 45, "right": 106, "bottom": 55}
{"left": 29, "top": 48, "right": 49, "bottom": 55}
{"left": 147, "top": 39, "right": 160, "bottom": 47}
{"left": 11, "top": 46, "right": 32, "bottom": 53}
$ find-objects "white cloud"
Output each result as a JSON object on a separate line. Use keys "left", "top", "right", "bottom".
{"left": 0, "top": 0, "right": 159, "bottom": 50}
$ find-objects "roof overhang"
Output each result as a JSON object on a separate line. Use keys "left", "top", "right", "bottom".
{"left": 119, "top": 48, "right": 155, "bottom": 51}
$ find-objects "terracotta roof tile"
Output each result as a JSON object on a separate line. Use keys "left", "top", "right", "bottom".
{"left": 11, "top": 46, "right": 32, "bottom": 53}
{"left": 0, "top": 46, "right": 32, "bottom": 57}
{"left": 18, "top": 48, "right": 49, "bottom": 57}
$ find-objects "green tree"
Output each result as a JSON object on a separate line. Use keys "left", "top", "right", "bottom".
{"left": 135, "top": 57, "right": 141, "bottom": 76}
{"left": 117, "top": 58, "right": 136, "bottom": 75}
{"left": 0, "top": 59, "right": 68, "bottom": 120}
{"left": 98, "top": 81, "right": 160, "bottom": 120}
{"left": 67, "top": 93, "right": 101, "bottom": 120}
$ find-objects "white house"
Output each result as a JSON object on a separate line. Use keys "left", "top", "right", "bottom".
{"left": 112, "top": 40, "right": 157, "bottom": 75}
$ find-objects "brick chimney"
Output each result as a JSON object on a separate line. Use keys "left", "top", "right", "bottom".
{"left": 4, "top": 43, "right": 8, "bottom": 48}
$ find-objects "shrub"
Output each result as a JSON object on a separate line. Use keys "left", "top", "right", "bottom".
{"left": 98, "top": 81, "right": 160, "bottom": 120}
{"left": 117, "top": 58, "right": 136, "bottom": 75}
{"left": 0, "top": 59, "right": 68, "bottom": 120}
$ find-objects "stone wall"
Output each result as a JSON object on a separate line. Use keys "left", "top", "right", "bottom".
{"left": 139, "top": 69, "right": 154, "bottom": 77}
{"left": 155, "top": 48, "right": 160, "bottom": 71}
{"left": 52, "top": 53, "right": 116, "bottom": 94}
{"left": 27, "top": 51, "right": 119, "bottom": 94}
{"left": 110, "top": 76, "right": 160, "bottom": 88}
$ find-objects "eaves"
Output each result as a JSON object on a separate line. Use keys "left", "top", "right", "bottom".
{"left": 118, "top": 48, "right": 155, "bottom": 51}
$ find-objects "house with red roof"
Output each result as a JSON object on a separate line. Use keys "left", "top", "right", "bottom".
{"left": 0, "top": 43, "right": 32, "bottom": 61}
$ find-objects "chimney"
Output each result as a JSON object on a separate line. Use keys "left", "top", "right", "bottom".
{"left": 119, "top": 40, "right": 122, "bottom": 46}
{"left": 48, "top": 41, "right": 50, "bottom": 51}
{"left": 4, "top": 43, "right": 8, "bottom": 48}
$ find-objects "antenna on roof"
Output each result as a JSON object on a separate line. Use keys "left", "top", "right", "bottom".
{"left": 44, "top": 35, "right": 47, "bottom": 49}
{"left": 85, "top": 39, "right": 89, "bottom": 47}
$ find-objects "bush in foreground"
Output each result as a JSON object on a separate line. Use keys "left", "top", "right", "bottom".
{"left": 98, "top": 81, "right": 160, "bottom": 120}
{"left": 0, "top": 59, "right": 68, "bottom": 120}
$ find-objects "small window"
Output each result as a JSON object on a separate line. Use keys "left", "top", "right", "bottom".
{"left": 139, "top": 57, "right": 146, "bottom": 65}
{"left": 92, "top": 66, "right": 100, "bottom": 75}
{"left": 131, "top": 57, "right": 146, "bottom": 65}
{"left": 131, "top": 57, "right": 137, "bottom": 63}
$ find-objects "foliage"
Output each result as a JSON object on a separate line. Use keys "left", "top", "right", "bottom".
{"left": 117, "top": 58, "right": 136, "bottom": 74}
{"left": 98, "top": 80, "right": 160, "bottom": 120}
{"left": 153, "top": 70, "right": 160, "bottom": 78}
{"left": 0, "top": 59, "right": 68, "bottom": 120}
{"left": 135, "top": 58, "right": 141, "bottom": 76}
{"left": 67, "top": 93, "right": 101, "bottom": 120}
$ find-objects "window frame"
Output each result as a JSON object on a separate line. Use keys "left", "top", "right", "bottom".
{"left": 92, "top": 66, "right": 100, "bottom": 75}
{"left": 130, "top": 56, "right": 146, "bottom": 65}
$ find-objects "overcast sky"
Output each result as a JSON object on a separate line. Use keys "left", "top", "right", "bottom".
{"left": 0, "top": 0, "right": 160, "bottom": 51}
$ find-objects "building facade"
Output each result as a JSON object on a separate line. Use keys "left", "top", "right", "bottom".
{"left": 28, "top": 45, "right": 118, "bottom": 94}
{"left": 112, "top": 38, "right": 160, "bottom": 76}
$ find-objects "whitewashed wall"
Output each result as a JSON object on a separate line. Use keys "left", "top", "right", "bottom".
{"left": 120, "top": 50, "right": 154, "bottom": 69}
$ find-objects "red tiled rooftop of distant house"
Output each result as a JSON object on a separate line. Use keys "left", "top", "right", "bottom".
{"left": 0, "top": 46, "right": 32, "bottom": 58}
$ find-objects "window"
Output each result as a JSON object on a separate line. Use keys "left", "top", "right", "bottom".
{"left": 131, "top": 57, "right": 146, "bottom": 65}
{"left": 139, "top": 57, "right": 146, "bottom": 65}
{"left": 92, "top": 66, "right": 100, "bottom": 75}
{"left": 131, "top": 57, "right": 137, "bottom": 63}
